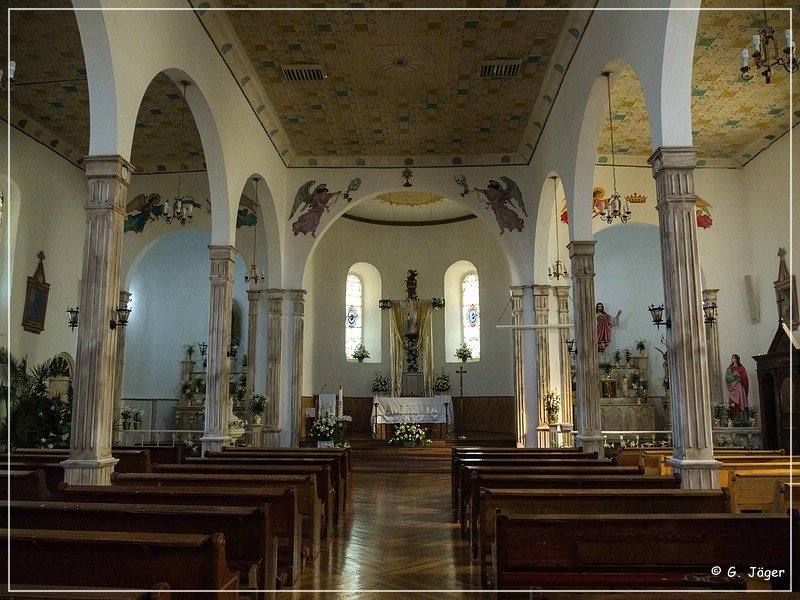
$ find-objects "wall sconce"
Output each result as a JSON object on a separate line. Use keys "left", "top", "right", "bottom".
{"left": 648, "top": 304, "right": 671, "bottom": 330}
{"left": 110, "top": 304, "right": 132, "bottom": 330}
{"left": 565, "top": 338, "right": 577, "bottom": 356}
{"left": 703, "top": 301, "right": 718, "bottom": 324}
{"left": 67, "top": 306, "right": 79, "bottom": 331}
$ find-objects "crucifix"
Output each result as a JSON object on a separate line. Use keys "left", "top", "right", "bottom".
{"left": 456, "top": 365, "right": 467, "bottom": 399}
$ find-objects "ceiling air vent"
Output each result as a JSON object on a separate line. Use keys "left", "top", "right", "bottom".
{"left": 281, "top": 64, "right": 326, "bottom": 82}
{"left": 479, "top": 59, "right": 523, "bottom": 79}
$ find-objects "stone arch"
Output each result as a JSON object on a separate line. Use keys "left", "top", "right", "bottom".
{"left": 532, "top": 171, "right": 569, "bottom": 283}
{"left": 234, "top": 173, "right": 282, "bottom": 290}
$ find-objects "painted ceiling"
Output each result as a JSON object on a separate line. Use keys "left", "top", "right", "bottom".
{"left": 1, "top": 1, "right": 797, "bottom": 173}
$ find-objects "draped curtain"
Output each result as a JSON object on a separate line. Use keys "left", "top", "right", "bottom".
{"left": 417, "top": 299, "right": 434, "bottom": 396}
{"left": 389, "top": 299, "right": 434, "bottom": 396}
{"left": 389, "top": 303, "right": 405, "bottom": 396}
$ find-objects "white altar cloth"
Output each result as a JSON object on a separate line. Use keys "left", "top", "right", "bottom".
{"left": 372, "top": 395, "right": 453, "bottom": 425}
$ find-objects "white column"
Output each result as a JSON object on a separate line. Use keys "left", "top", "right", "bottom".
{"left": 703, "top": 289, "right": 724, "bottom": 409}
{"left": 263, "top": 289, "right": 284, "bottom": 447}
{"left": 112, "top": 289, "right": 131, "bottom": 445}
{"left": 510, "top": 285, "right": 537, "bottom": 447}
{"left": 288, "top": 289, "right": 306, "bottom": 447}
{"left": 568, "top": 240, "right": 603, "bottom": 457}
{"left": 533, "top": 284, "right": 551, "bottom": 447}
{"left": 201, "top": 245, "right": 235, "bottom": 455}
{"left": 62, "top": 155, "right": 132, "bottom": 484}
{"left": 246, "top": 288, "right": 261, "bottom": 445}
{"left": 650, "top": 146, "right": 719, "bottom": 489}
{"left": 554, "top": 285, "right": 574, "bottom": 426}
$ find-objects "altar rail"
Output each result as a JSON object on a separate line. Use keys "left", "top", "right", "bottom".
{"left": 602, "top": 428, "right": 762, "bottom": 450}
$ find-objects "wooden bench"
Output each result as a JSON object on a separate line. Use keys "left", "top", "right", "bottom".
{"left": 219, "top": 447, "right": 351, "bottom": 508}
{"left": 57, "top": 484, "right": 302, "bottom": 586}
{"left": 0, "top": 583, "right": 170, "bottom": 599}
{"left": 478, "top": 488, "right": 731, "bottom": 587}
{"left": 3, "top": 529, "right": 239, "bottom": 598}
{"left": 727, "top": 469, "right": 793, "bottom": 513}
{"left": 493, "top": 510, "right": 795, "bottom": 591}
{"left": 114, "top": 445, "right": 183, "bottom": 465}
{"left": 617, "top": 447, "right": 785, "bottom": 473}
{"left": 194, "top": 455, "right": 345, "bottom": 525}
{"left": 450, "top": 448, "right": 596, "bottom": 512}
{"left": 113, "top": 471, "right": 323, "bottom": 560}
{"left": 457, "top": 462, "right": 636, "bottom": 530}
{"left": 0, "top": 470, "right": 50, "bottom": 501}
{"left": 656, "top": 454, "right": 799, "bottom": 481}
{"left": 10, "top": 449, "right": 153, "bottom": 473}
{"left": 4, "top": 500, "right": 275, "bottom": 598}
{"left": 155, "top": 463, "right": 335, "bottom": 540}
{"left": 774, "top": 481, "right": 800, "bottom": 514}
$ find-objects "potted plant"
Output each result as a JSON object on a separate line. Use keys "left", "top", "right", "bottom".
{"left": 372, "top": 372, "right": 391, "bottom": 395}
{"left": 120, "top": 406, "right": 134, "bottom": 430}
{"left": 390, "top": 421, "right": 431, "bottom": 447}
{"left": 184, "top": 343, "right": 195, "bottom": 361}
{"left": 711, "top": 404, "right": 726, "bottom": 427}
{"left": 309, "top": 411, "right": 336, "bottom": 447}
{"left": 600, "top": 362, "right": 612, "bottom": 378}
{"left": 747, "top": 405, "right": 758, "bottom": 427}
{"left": 132, "top": 408, "right": 144, "bottom": 430}
{"left": 624, "top": 348, "right": 632, "bottom": 366}
{"left": 250, "top": 394, "right": 268, "bottom": 426}
{"left": 352, "top": 344, "right": 370, "bottom": 362}
{"left": 455, "top": 342, "right": 473, "bottom": 363}
{"left": 635, "top": 338, "right": 647, "bottom": 356}
{"left": 544, "top": 390, "right": 560, "bottom": 424}
{"left": 432, "top": 371, "right": 451, "bottom": 394}
{"left": 613, "top": 349, "right": 621, "bottom": 366}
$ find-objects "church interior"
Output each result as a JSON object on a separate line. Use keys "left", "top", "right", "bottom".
{"left": 1, "top": 0, "right": 799, "bottom": 596}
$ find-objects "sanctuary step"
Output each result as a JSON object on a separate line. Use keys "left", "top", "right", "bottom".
{"left": 349, "top": 443, "right": 452, "bottom": 473}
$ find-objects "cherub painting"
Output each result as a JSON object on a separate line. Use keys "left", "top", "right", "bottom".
{"left": 472, "top": 177, "right": 526, "bottom": 234}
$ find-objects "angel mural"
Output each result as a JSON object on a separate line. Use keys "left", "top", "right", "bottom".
{"left": 695, "top": 196, "right": 713, "bottom": 229}
{"left": 473, "top": 177, "right": 526, "bottom": 234}
{"left": 289, "top": 178, "right": 362, "bottom": 238}
{"left": 124, "top": 193, "right": 164, "bottom": 233}
{"left": 236, "top": 191, "right": 259, "bottom": 229}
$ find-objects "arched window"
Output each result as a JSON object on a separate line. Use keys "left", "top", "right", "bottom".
{"left": 461, "top": 272, "right": 480, "bottom": 359}
{"left": 345, "top": 273, "right": 363, "bottom": 359}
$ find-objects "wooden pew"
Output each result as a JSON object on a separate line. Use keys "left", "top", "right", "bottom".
{"left": 774, "top": 481, "right": 800, "bottom": 514}
{"left": 114, "top": 445, "right": 183, "bottom": 465}
{"left": 457, "top": 461, "right": 632, "bottom": 529}
{"left": 617, "top": 447, "right": 785, "bottom": 472}
{"left": 155, "top": 463, "right": 335, "bottom": 540}
{"left": 478, "top": 488, "right": 730, "bottom": 587}
{"left": 10, "top": 448, "right": 153, "bottom": 473}
{"left": 194, "top": 455, "right": 345, "bottom": 525}
{"left": 493, "top": 510, "right": 795, "bottom": 592}
{"left": 450, "top": 448, "right": 597, "bottom": 512}
{"left": 3, "top": 529, "right": 239, "bottom": 598}
{"left": 0, "top": 470, "right": 50, "bottom": 500}
{"left": 7, "top": 462, "right": 68, "bottom": 495}
{"left": 57, "top": 484, "right": 302, "bottom": 586}
{"left": 656, "top": 453, "right": 798, "bottom": 480}
{"left": 0, "top": 583, "right": 170, "bottom": 599}
{"left": 4, "top": 500, "right": 275, "bottom": 598}
{"left": 728, "top": 470, "right": 793, "bottom": 513}
{"left": 113, "top": 471, "right": 323, "bottom": 560}
{"left": 218, "top": 447, "right": 352, "bottom": 510}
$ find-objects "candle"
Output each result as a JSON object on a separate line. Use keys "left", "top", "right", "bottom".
{"left": 741, "top": 48, "right": 749, "bottom": 67}
{"left": 752, "top": 34, "right": 761, "bottom": 53}
{"left": 785, "top": 29, "right": 793, "bottom": 49}
{"left": 338, "top": 385, "right": 343, "bottom": 417}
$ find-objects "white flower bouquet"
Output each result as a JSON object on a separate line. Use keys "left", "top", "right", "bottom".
{"left": 389, "top": 421, "right": 431, "bottom": 447}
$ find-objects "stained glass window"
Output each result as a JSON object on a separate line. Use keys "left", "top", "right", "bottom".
{"left": 345, "top": 273, "right": 363, "bottom": 358}
{"left": 461, "top": 272, "right": 480, "bottom": 359}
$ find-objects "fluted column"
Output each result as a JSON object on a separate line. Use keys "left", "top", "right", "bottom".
{"left": 568, "top": 240, "right": 603, "bottom": 457}
{"left": 533, "top": 284, "right": 551, "bottom": 447}
{"left": 62, "top": 155, "right": 132, "bottom": 484}
{"left": 554, "top": 285, "right": 574, "bottom": 425}
{"left": 650, "top": 146, "right": 719, "bottom": 489}
{"left": 201, "top": 245, "right": 235, "bottom": 455}
{"left": 510, "top": 285, "right": 537, "bottom": 447}
{"left": 289, "top": 289, "right": 306, "bottom": 446}
{"left": 703, "top": 289, "right": 724, "bottom": 409}
{"left": 510, "top": 287, "right": 526, "bottom": 447}
{"left": 263, "top": 289, "right": 284, "bottom": 447}
{"left": 112, "top": 289, "right": 132, "bottom": 444}
{"left": 246, "top": 288, "right": 261, "bottom": 444}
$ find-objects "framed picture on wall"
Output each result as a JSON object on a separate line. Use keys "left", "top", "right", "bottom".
{"left": 774, "top": 247, "right": 798, "bottom": 331}
{"left": 22, "top": 251, "right": 50, "bottom": 334}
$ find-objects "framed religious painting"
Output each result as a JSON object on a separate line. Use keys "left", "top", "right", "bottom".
{"left": 774, "top": 247, "right": 798, "bottom": 331}
{"left": 22, "top": 251, "right": 50, "bottom": 334}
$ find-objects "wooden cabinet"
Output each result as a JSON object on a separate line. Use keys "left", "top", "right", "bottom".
{"left": 753, "top": 328, "right": 798, "bottom": 454}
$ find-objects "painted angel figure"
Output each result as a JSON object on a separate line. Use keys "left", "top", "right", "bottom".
{"left": 290, "top": 180, "right": 341, "bottom": 238}
{"left": 473, "top": 177, "right": 526, "bottom": 234}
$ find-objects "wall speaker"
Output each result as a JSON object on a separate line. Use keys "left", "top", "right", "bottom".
{"left": 744, "top": 275, "right": 760, "bottom": 324}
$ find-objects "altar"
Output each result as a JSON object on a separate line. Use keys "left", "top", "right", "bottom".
{"left": 372, "top": 395, "right": 453, "bottom": 439}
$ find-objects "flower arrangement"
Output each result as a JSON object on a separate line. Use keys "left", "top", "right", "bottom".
{"left": 711, "top": 404, "right": 727, "bottom": 421}
{"left": 455, "top": 342, "right": 473, "bottom": 362}
{"left": 543, "top": 390, "right": 560, "bottom": 424}
{"left": 250, "top": 394, "right": 268, "bottom": 416}
{"left": 613, "top": 349, "right": 621, "bottom": 364}
{"left": 390, "top": 422, "right": 431, "bottom": 447}
{"left": 309, "top": 411, "right": 336, "bottom": 441}
{"left": 635, "top": 338, "right": 647, "bottom": 352}
{"left": 332, "top": 415, "right": 352, "bottom": 448}
{"left": 228, "top": 416, "right": 247, "bottom": 430}
{"left": 431, "top": 298, "right": 445, "bottom": 309}
{"left": 121, "top": 406, "right": 135, "bottom": 421}
{"left": 372, "top": 372, "right": 391, "bottom": 395}
{"left": 184, "top": 344, "right": 195, "bottom": 360}
{"left": 432, "top": 371, "right": 451, "bottom": 394}
{"left": 747, "top": 406, "right": 758, "bottom": 419}
{"left": 352, "top": 344, "right": 370, "bottom": 362}
{"left": 624, "top": 348, "right": 632, "bottom": 364}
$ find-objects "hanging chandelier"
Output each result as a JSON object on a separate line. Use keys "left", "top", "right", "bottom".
{"left": 740, "top": 1, "right": 797, "bottom": 84}
{"left": 547, "top": 175, "right": 569, "bottom": 280}
{"left": 162, "top": 81, "right": 194, "bottom": 226}
{"left": 598, "top": 72, "right": 631, "bottom": 225}
{"left": 245, "top": 177, "right": 264, "bottom": 284}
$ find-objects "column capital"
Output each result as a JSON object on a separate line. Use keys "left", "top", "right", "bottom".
{"left": 289, "top": 289, "right": 306, "bottom": 317}
{"left": 553, "top": 285, "right": 571, "bottom": 298}
{"left": 208, "top": 245, "right": 237, "bottom": 262}
{"left": 247, "top": 289, "right": 262, "bottom": 303}
{"left": 83, "top": 154, "right": 134, "bottom": 183}
{"left": 567, "top": 240, "right": 596, "bottom": 257}
{"left": 509, "top": 285, "right": 525, "bottom": 299}
{"left": 533, "top": 284, "right": 551, "bottom": 297}
{"left": 648, "top": 146, "right": 699, "bottom": 175}
{"left": 266, "top": 288, "right": 286, "bottom": 299}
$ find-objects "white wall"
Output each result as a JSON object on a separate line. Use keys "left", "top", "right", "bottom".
{"left": 6, "top": 128, "right": 85, "bottom": 366}
{"left": 304, "top": 217, "right": 514, "bottom": 397}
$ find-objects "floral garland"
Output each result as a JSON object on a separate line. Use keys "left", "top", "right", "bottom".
{"left": 389, "top": 422, "right": 431, "bottom": 447}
